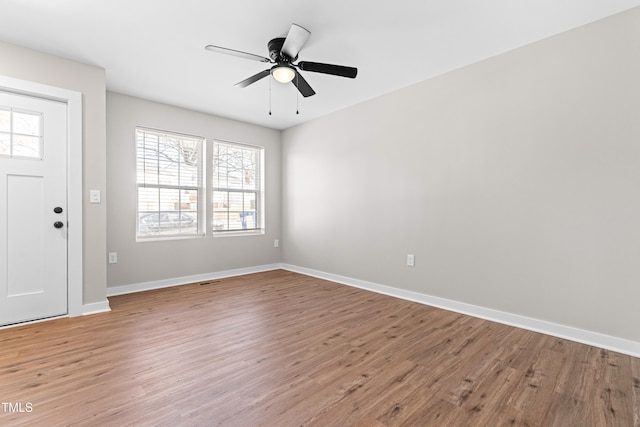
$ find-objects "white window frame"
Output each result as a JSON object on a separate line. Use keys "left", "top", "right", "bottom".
{"left": 212, "top": 140, "right": 265, "bottom": 236}
{"left": 135, "top": 127, "right": 205, "bottom": 241}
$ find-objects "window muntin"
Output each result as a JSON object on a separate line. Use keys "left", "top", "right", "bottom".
{"left": 136, "top": 128, "right": 204, "bottom": 239}
{"left": 212, "top": 141, "right": 263, "bottom": 233}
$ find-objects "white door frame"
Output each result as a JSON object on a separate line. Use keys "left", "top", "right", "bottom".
{"left": 0, "top": 75, "right": 83, "bottom": 317}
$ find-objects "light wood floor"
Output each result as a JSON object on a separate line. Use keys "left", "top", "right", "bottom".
{"left": 1, "top": 270, "right": 639, "bottom": 426}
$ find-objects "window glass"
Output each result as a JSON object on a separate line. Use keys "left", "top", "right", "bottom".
{"left": 0, "top": 109, "right": 42, "bottom": 159}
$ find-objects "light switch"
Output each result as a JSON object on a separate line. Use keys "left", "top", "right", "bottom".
{"left": 407, "top": 254, "right": 415, "bottom": 267}
{"left": 90, "top": 190, "right": 101, "bottom": 204}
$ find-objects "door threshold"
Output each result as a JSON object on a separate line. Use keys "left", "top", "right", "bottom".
{"left": 0, "top": 314, "right": 68, "bottom": 330}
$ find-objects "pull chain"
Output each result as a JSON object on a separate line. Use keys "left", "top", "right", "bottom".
{"left": 268, "top": 74, "right": 302, "bottom": 116}
{"left": 268, "top": 77, "right": 272, "bottom": 115}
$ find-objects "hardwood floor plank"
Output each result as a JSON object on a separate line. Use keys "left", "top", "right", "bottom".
{"left": 506, "top": 347, "right": 566, "bottom": 424}
{"left": 397, "top": 397, "right": 460, "bottom": 426}
{"left": 633, "top": 361, "right": 640, "bottom": 427}
{"left": 303, "top": 360, "right": 423, "bottom": 426}
{"left": 0, "top": 270, "right": 638, "bottom": 426}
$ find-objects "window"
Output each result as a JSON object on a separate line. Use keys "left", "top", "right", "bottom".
{"left": 136, "top": 128, "right": 204, "bottom": 239}
{"left": 0, "top": 108, "right": 43, "bottom": 159}
{"left": 213, "top": 141, "right": 264, "bottom": 233}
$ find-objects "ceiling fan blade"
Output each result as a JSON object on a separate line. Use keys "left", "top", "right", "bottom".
{"left": 205, "top": 45, "right": 271, "bottom": 63}
{"left": 281, "top": 24, "right": 311, "bottom": 60}
{"left": 234, "top": 69, "right": 271, "bottom": 88}
{"left": 297, "top": 61, "right": 358, "bottom": 79}
{"left": 291, "top": 70, "right": 316, "bottom": 97}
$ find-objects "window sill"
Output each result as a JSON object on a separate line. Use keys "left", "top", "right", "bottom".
{"left": 213, "top": 230, "right": 265, "bottom": 238}
{"left": 136, "top": 233, "right": 205, "bottom": 243}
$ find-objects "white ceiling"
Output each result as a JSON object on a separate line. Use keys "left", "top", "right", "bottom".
{"left": 2, "top": 0, "right": 640, "bottom": 130}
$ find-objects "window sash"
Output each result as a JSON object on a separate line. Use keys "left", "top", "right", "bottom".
{"left": 136, "top": 128, "right": 202, "bottom": 188}
{"left": 212, "top": 188, "right": 260, "bottom": 232}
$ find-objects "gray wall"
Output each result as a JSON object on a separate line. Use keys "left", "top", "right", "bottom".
{"left": 106, "top": 92, "right": 281, "bottom": 288}
{"left": 281, "top": 8, "right": 640, "bottom": 342}
{"left": 0, "top": 41, "right": 107, "bottom": 305}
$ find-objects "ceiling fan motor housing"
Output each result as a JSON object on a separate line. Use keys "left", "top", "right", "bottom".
{"left": 268, "top": 37, "right": 294, "bottom": 62}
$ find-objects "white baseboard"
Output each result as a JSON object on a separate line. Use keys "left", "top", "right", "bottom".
{"left": 106, "top": 264, "right": 282, "bottom": 297}
{"left": 82, "top": 300, "right": 111, "bottom": 316}
{"left": 102, "top": 262, "right": 640, "bottom": 358}
{"left": 281, "top": 264, "right": 640, "bottom": 359}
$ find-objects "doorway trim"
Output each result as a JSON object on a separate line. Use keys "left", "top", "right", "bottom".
{"left": 0, "top": 75, "right": 83, "bottom": 317}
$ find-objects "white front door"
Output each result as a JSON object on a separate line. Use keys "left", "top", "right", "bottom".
{"left": 0, "top": 90, "right": 68, "bottom": 326}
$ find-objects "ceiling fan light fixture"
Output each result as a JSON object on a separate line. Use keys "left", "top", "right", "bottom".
{"left": 271, "top": 65, "right": 295, "bottom": 83}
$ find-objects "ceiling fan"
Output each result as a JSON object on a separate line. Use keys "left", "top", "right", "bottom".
{"left": 205, "top": 24, "right": 357, "bottom": 98}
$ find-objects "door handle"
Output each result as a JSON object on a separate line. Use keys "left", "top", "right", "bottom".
{"left": 53, "top": 221, "right": 64, "bottom": 229}
{"left": 54, "top": 207, "right": 63, "bottom": 214}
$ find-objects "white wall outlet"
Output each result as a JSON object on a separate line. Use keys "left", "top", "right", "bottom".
{"left": 407, "top": 254, "right": 415, "bottom": 267}
{"left": 108, "top": 252, "right": 118, "bottom": 264}
{"left": 90, "top": 190, "right": 101, "bottom": 204}
{"left": 274, "top": 239, "right": 279, "bottom": 248}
